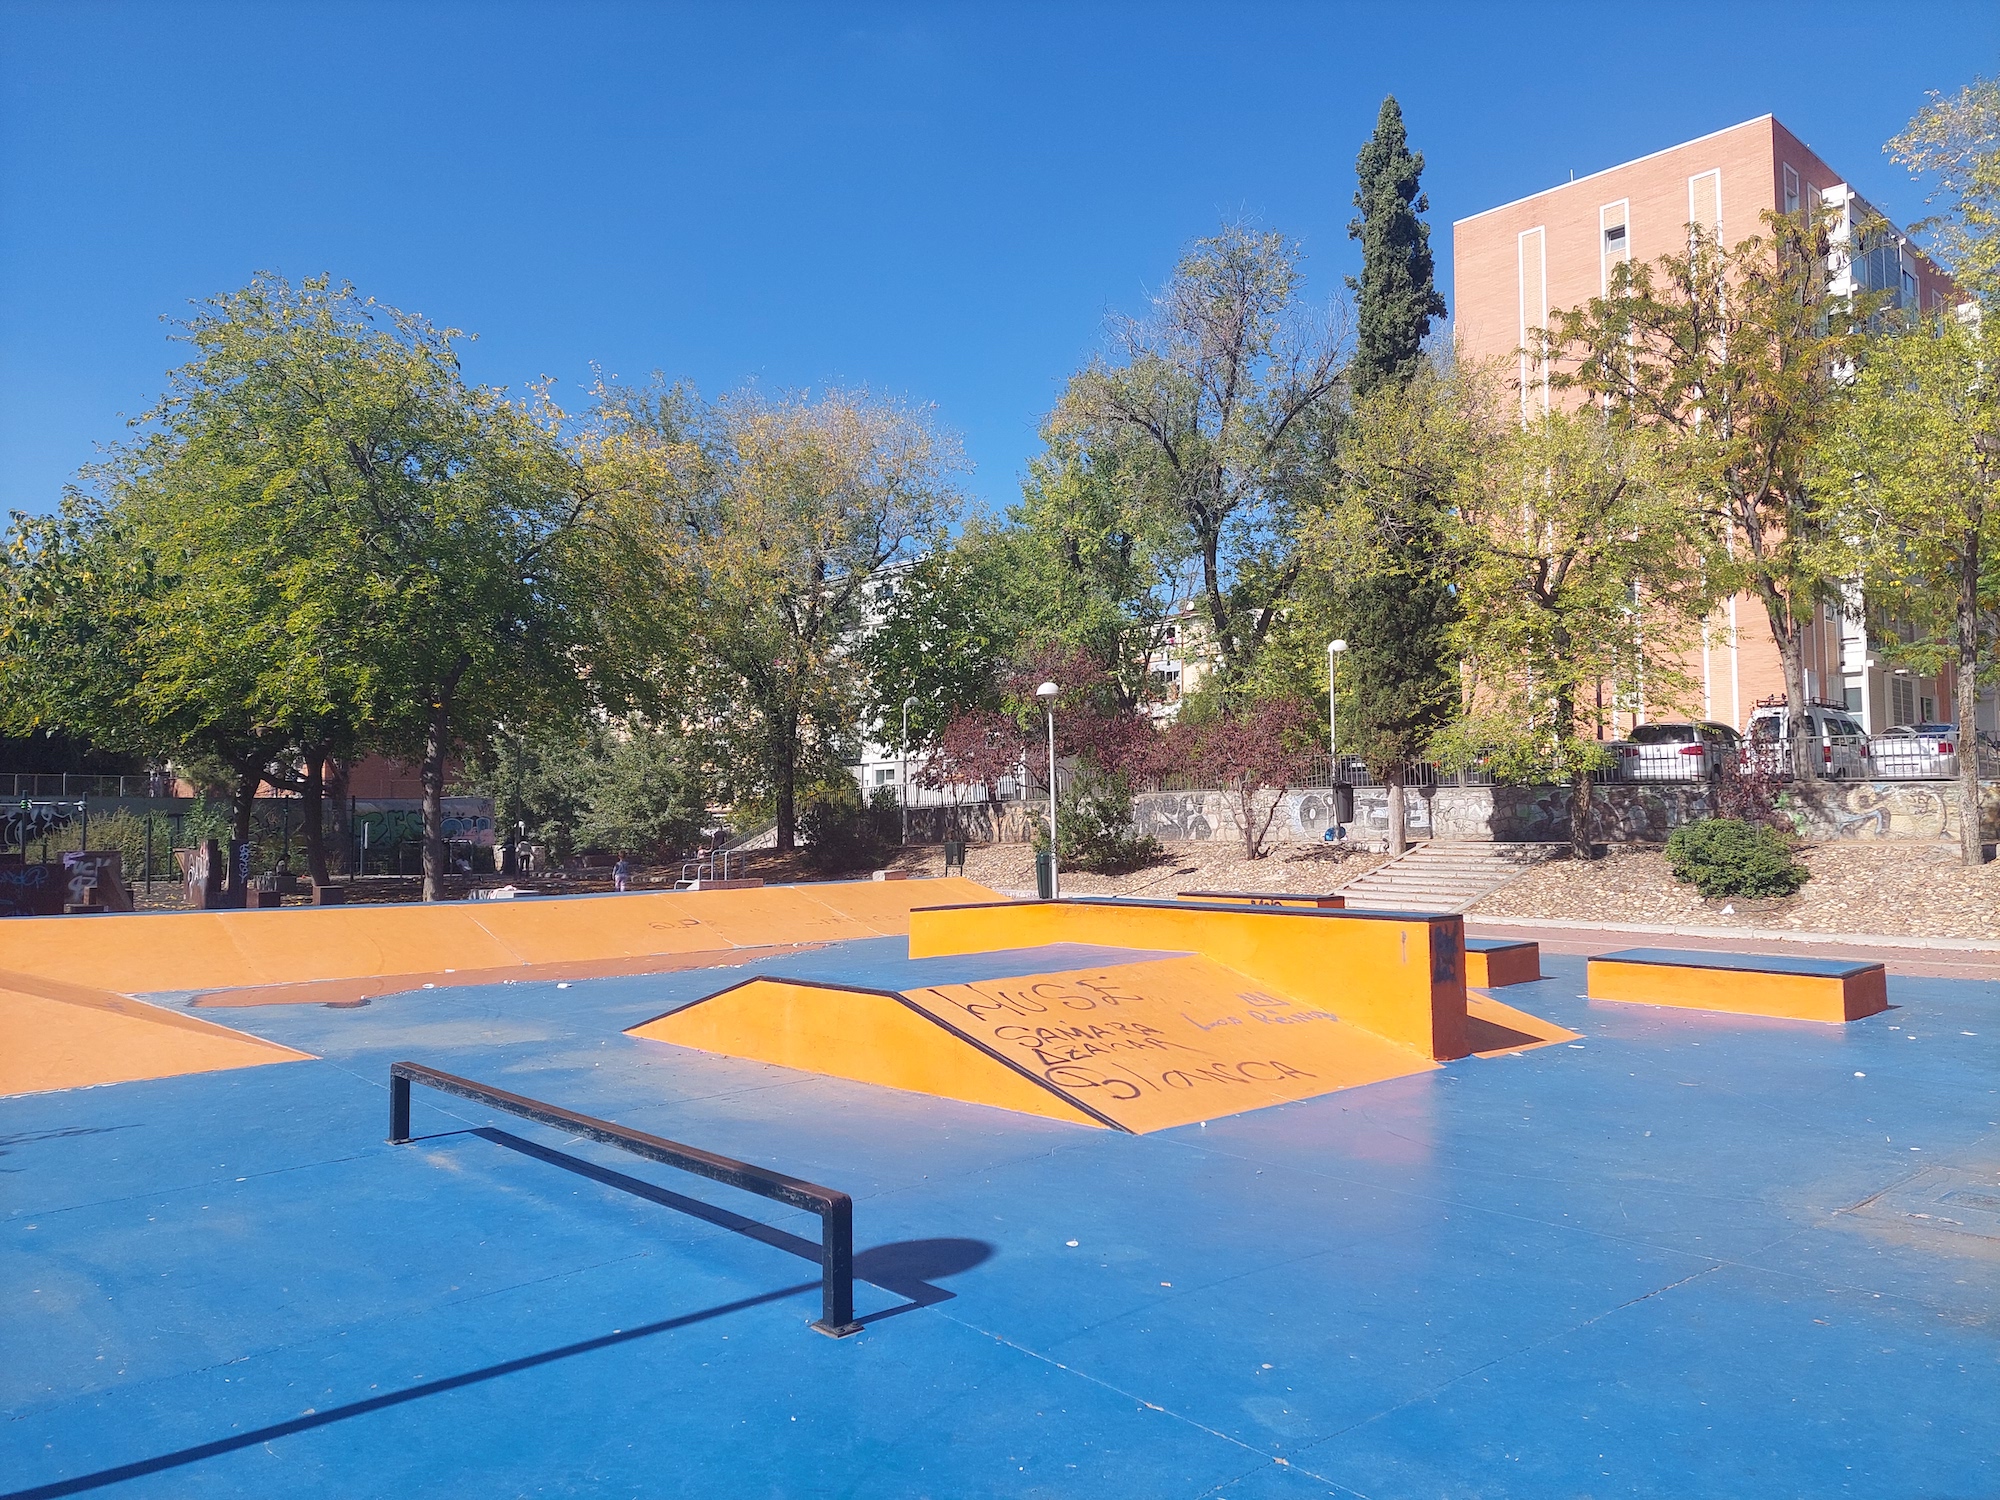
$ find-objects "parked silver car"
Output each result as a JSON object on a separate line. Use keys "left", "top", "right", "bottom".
{"left": 1609, "top": 721, "right": 1742, "bottom": 781}
{"left": 1745, "top": 704, "right": 1871, "bottom": 779}
{"left": 1869, "top": 723, "right": 1959, "bottom": 779}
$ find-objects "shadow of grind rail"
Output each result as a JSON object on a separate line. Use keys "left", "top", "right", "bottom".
{"left": 387, "top": 1060, "right": 860, "bottom": 1337}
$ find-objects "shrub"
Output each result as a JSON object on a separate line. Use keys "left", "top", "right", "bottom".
{"left": 1035, "top": 774, "right": 1161, "bottom": 875}
{"left": 798, "top": 777, "right": 898, "bottom": 872}
{"left": 1665, "top": 818, "right": 1809, "bottom": 898}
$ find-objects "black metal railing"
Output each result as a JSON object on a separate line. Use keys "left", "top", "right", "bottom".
{"left": 386, "top": 1061, "right": 860, "bottom": 1338}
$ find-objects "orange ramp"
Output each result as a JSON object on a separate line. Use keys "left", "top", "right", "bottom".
{"left": 908, "top": 897, "right": 1469, "bottom": 1061}
{"left": 630, "top": 955, "right": 1440, "bottom": 1134}
{"left": 0, "top": 877, "right": 1002, "bottom": 1000}
{"left": 1465, "top": 990, "right": 1578, "bottom": 1053}
{"left": 0, "top": 967, "right": 312, "bottom": 1098}
{"left": 1587, "top": 948, "right": 1888, "bottom": 1024}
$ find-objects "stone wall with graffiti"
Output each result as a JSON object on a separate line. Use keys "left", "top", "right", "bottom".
{"left": 353, "top": 797, "right": 496, "bottom": 859}
{"left": 903, "top": 802, "right": 1046, "bottom": 845}
{"left": 1127, "top": 780, "right": 1998, "bottom": 847}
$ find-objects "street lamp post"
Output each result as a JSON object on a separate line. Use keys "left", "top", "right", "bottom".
{"left": 1035, "top": 681, "right": 1060, "bottom": 898}
{"left": 1327, "top": 639, "right": 1348, "bottom": 768}
{"left": 900, "top": 696, "right": 919, "bottom": 846}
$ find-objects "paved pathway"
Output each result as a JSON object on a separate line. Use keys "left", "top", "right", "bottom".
{"left": 1467, "top": 915, "right": 2000, "bottom": 983}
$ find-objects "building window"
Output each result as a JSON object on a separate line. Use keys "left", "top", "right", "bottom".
{"left": 1688, "top": 169, "right": 1722, "bottom": 243}
{"left": 1921, "top": 695, "right": 1936, "bottom": 722}
{"left": 1600, "top": 199, "right": 1630, "bottom": 296}
{"left": 1783, "top": 164, "right": 1800, "bottom": 216}
{"left": 1517, "top": 226, "right": 1548, "bottom": 420}
{"left": 1891, "top": 675, "right": 1916, "bottom": 726}
{"left": 873, "top": 767, "right": 896, "bottom": 786}
{"left": 1842, "top": 685, "right": 1862, "bottom": 712}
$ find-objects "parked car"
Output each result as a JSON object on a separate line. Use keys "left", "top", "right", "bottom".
{"left": 1869, "top": 723, "right": 1958, "bottom": 779}
{"left": 1608, "top": 721, "right": 1743, "bottom": 781}
{"left": 1745, "top": 703, "right": 1871, "bottom": 779}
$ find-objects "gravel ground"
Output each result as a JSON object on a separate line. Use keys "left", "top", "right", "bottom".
{"left": 887, "top": 840, "right": 1389, "bottom": 898}
{"left": 1472, "top": 841, "right": 2000, "bottom": 940}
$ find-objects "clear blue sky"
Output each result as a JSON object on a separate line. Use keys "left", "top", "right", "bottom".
{"left": 4, "top": 2, "right": 1996, "bottom": 520}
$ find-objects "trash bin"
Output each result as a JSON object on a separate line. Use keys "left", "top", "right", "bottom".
{"left": 1034, "top": 850, "right": 1054, "bottom": 900}
{"left": 944, "top": 839, "right": 966, "bottom": 875}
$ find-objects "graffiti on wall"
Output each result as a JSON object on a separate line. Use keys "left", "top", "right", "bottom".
{"left": 1779, "top": 781, "right": 1960, "bottom": 842}
{"left": 354, "top": 797, "right": 496, "bottom": 854}
{"left": 1130, "top": 779, "right": 1993, "bottom": 847}
{"left": 1134, "top": 794, "right": 1218, "bottom": 842}
{"left": 1, "top": 802, "right": 79, "bottom": 851}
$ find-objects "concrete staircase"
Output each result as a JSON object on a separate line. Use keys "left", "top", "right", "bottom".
{"left": 1337, "top": 841, "right": 1555, "bottom": 914}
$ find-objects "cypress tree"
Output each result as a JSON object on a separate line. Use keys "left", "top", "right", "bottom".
{"left": 1336, "top": 99, "right": 1458, "bottom": 853}
{"left": 1347, "top": 97, "right": 1447, "bottom": 396}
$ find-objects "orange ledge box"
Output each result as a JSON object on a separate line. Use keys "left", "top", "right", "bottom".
{"left": 1175, "top": 890, "right": 1345, "bottom": 909}
{"left": 1466, "top": 938, "right": 1540, "bottom": 988}
{"left": 1587, "top": 947, "right": 1888, "bottom": 1024}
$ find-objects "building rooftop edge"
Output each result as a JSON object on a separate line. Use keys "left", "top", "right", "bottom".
{"left": 1452, "top": 114, "right": 1778, "bottom": 226}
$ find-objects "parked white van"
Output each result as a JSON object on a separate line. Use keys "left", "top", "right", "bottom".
{"left": 1745, "top": 700, "right": 1871, "bottom": 779}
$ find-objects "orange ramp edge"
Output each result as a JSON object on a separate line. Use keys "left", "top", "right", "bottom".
{"left": 630, "top": 955, "right": 1442, "bottom": 1134}
{"left": 907, "top": 898, "right": 1469, "bottom": 1061}
{"left": 1586, "top": 957, "right": 1888, "bottom": 1024}
{"left": 1465, "top": 990, "right": 1579, "bottom": 1054}
{"left": 0, "top": 877, "right": 1004, "bottom": 1001}
{"left": 0, "top": 966, "right": 312, "bottom": 1098}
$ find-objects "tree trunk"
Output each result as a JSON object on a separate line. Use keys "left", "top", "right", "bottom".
{"left": 300, "top": 747, "right": 330, "bottom": 887}
{"left": 1385, "top": 763, "right": 1408, "bottom": 856}
{"left": 1958, "top": 535, "right": 1987, "bottom": 866}
{"left": 1569, "top": 768, "right": 1594, "bottom": 860}
{"left": 1772, "top": 616, "right": 1817, "bottom": 784}
{"left": 773, "top": 716, "right": 797, "bottom": 853}
{"left": 227, "top": 758, "right": 261, "bottom": 902}
{"left": 326, "top": 757, "right": 352, "bottom": 876}
{"left": 421, "top": 661, "right": 468, "bottom": 903}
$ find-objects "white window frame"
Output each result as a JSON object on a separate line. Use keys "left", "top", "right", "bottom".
{"left": 1688, "top": 169, "right": 1723, "bottom": 244}
{"left": 1599, "top": 198, "right": 1631, "bottom": 295}
{"left": 1517, "top": 226, "right": 1549, "bottom": 423}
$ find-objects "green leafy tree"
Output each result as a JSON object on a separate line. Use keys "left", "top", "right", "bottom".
{"left": 1348, "top": 96, "right": 1448, "bottom": 396}
{"left": 1821, "top": 309, "right": 1999, "bottom": 864}
{"left": 860, "top": 527, "right": 1014, "bottom": 749}
{"left": 1890, "top": 76, "right": 2000, "bottom": 305}
{"left": 1443, "top": 392, "right": 1714, "bottom": 857}
{"left": 602, "top": 384, "right": 965, "bottom": 852}
{"left": 1544, "top": 211, "right": 1862, "bottom": 781}
{"left": 996, "top": 436, "right": 1189, "bottom": 706}
{"left": 1, "top": 275, "right": 608, "bottom": 900}
{"left": 1052, "top": 223, "right": 1345, "bottom": 683}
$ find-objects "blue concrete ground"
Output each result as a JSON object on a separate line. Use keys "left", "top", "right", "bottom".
{"left": 3, "top": 933, "right": 1996, "bottom": 1498}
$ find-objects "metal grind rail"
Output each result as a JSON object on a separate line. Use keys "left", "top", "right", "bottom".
{"left": 386, "top": 1060, "right": 860, "bottom": 1337}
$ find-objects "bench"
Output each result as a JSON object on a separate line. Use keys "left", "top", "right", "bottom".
{"left": 1176, "top": 890, "right": 1345, "bottom": 909}
{"left": 1465, "top": 937, "right": 1540, "bottom": 988}
{"left": 1587, "top": 947, "right": 1888, "bottom": 1024}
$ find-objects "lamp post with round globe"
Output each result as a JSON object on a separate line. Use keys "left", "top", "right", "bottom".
{"left": 1035, "top": 681, "right": 1060, "bottom": 898}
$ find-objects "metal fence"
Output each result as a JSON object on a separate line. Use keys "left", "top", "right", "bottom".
{"left": 1135, "top": 738, "right": 1998, "bottom": 794}
{"left": 0, "top": 773, "right": 176, "bottom": 799}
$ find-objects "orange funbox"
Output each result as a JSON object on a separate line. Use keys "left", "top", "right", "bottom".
{"left": 630, "top": 948, "right": 1577, "bottom": 1134}
{"left": 1466, "top": 938, "right": 1541, "bottom": 988}
{"left": 911, "top": 897, "right": 1472, "bottom": 1060}
{"left": 1586, "top": 947, "right": 1888, "bottom": 1024}
{"left": 1176, "top": 890, "right": 1346, "bottom": 909}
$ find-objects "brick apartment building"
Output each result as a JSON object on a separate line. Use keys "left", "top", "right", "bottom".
{"left": 1453, "top": 114, "right": 1981, "bottom": 741}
